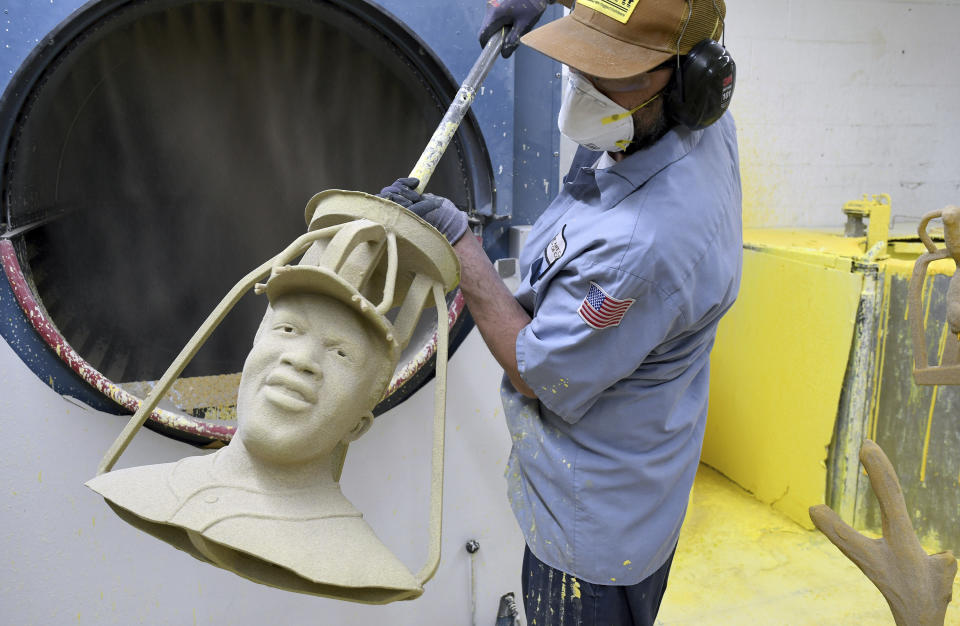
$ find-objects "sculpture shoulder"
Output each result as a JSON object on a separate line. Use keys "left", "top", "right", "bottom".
{"left": 85, "top": 454, "right": 214, "bottom": 523}
{"left": 203, "top": 515, "right": 420, "bottom": 595}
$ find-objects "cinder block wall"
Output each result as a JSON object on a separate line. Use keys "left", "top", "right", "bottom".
{"left": 729, "top": 0, "right": 960, "bottom": 228}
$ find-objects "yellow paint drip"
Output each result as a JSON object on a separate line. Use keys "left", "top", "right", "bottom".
{"left": 920, "top": 322, "right": 949, "bottom": 483}
{"left": 868, "top": 271, "right": 892, "bottom": 442}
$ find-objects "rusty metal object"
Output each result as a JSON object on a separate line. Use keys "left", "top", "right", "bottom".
{"left": 810, "top": 440, "right": 957, "bottom": 626}
{"left": 0, "top": 239, "right": 237, "bottom": 443}
{"left": 910, "top": 206, "right": 960, "bottom": 385}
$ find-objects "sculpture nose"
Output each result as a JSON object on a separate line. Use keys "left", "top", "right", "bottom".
{"left": 280, "top": 350, "right": 322, "bottom": 379}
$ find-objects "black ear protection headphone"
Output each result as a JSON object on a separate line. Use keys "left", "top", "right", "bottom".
{"left": 663, "top": 1, "right": 736, "bottom": 131}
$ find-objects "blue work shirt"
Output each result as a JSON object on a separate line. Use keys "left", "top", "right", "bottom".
{"left": 502, "top": 113, "right": 742, "bottom": 586}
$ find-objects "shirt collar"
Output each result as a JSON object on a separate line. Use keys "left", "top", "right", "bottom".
{"left": 595, "top": 125, "right": 704, "bottom": 202}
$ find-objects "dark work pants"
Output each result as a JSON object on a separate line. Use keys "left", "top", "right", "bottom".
{"left": 521, "top": 545, "right": 676, "bottom": 626}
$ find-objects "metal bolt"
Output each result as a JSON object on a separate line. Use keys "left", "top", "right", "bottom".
{"left": 465, "top": 539, "right": 480, "bottom": 554}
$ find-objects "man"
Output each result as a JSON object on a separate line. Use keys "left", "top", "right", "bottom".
{"left": 382, "top": 0, "right": 742, "bottom": 622}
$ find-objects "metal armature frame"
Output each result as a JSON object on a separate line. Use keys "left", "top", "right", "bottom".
{"left": 94, "top": 216, "right": 452, "bottom": 589}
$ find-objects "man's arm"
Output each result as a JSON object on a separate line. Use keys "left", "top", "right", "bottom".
{"left": 454, "top": 233, "right": 537, "bottom": 398}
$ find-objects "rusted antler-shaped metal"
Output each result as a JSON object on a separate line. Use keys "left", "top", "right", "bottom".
{"left": 809, "top": 440, "right": 957, "bottom": 626}
{"left": 911, "top": 206, "right": 960, "bottom": 385}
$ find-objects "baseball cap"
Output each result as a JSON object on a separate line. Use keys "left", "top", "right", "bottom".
{"left": 261, "top": 263, "right": 402, "bottom": 360}
{"left": 255, "top": 190, "right": 460, "bottom": 362}
{"left": 521, "top": 0, "right": 725, "bottom": 79}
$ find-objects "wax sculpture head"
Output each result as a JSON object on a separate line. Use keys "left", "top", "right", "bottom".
{"left": 236, "top": 292, "right": 395, "bottom": 466}
{"left": 86, "top": 190, "right": 460, "bottom": 603}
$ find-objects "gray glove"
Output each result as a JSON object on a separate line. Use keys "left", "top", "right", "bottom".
{"left": 378, "top": 177, "right": 468, "bottom": 245}
{"left": 478, "top": 0, "right": 551, "bottom": 58}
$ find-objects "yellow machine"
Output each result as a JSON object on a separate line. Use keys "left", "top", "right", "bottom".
{"left": 704, "top": 194, "right": 959, "bottom": 556}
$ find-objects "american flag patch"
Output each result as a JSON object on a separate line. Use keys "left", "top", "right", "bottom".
{"left": 578, "top": 282, "right": 634, "bottom": 329}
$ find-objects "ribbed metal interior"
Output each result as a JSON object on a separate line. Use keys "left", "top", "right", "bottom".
{"left": 4, "top": 0, "right": 484, "bottom": 382}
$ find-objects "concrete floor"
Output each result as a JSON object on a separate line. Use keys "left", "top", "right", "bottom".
{"left": 659, "top": 465, "right": 960, "bottom": 625}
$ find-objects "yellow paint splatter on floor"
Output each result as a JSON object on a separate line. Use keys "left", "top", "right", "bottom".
{"left": 657, "top": 464, "right": 960, "bottom": 625}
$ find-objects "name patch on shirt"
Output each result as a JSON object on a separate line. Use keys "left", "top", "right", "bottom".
{"left": 529, "top": 225, "right": 568, "bottom": 286}
{"left": 578, "top": 282, "right": 634, "bottom": 329}
{"left": 544, "top": 225, "right": 567, "bottom": 268}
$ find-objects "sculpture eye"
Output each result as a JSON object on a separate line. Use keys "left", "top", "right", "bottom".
{"left": 336, "top": 348, "right": 348, "bottom": 358}
{"left": 274, "top": 323, "right": 297, "bottom": 335}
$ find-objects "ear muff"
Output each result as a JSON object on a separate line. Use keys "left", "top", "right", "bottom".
{"left": 665, "top": 39, "right": 736, "bottom": 131}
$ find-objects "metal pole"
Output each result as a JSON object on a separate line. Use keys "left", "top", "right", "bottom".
{"left": 408, "top": 29, "right": 505, "bottom": 193}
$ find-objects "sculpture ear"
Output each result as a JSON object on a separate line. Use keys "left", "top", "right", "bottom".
{"left": 342, "top": 412, "right": 373, "bottom": 443}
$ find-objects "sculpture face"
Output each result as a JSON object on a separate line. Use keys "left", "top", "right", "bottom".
{"left": 236, "top": 292, "right": 386, "bottom": 465}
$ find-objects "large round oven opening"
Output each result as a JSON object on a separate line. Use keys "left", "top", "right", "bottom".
{"left": 1, "top": 0, "right": 491, "bottom": 437}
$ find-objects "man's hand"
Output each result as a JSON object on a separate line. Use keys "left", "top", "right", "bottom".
{"left": 378, "top": 178, "right": 468, "bottom": 245}
{"left": 379, "top": 179, "right": 535, "bottom": 398}
{"left": 479, "top": 0, "right": 550, "bottom": 58}
{"left": 809, "top": 440, "right": 957, "bottom": 626}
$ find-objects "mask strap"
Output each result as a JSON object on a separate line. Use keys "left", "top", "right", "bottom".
{"left": 601, "top": 92, "right": 662, "bottom": 126}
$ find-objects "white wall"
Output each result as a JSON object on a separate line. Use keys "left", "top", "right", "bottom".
{"left": 558, "top": 1, "right": 960, "bottom": 230}
{"left": 728, "top": 0, "right": 960, "bottom": 229}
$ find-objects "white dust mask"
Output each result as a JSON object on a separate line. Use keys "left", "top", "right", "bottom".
{"left": 557, "top": 71, "right": 661, "bottom": 153}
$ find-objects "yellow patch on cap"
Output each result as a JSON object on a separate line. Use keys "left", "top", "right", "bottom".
{"left": 577, "top": 0, "right": 639, "bottom": 24}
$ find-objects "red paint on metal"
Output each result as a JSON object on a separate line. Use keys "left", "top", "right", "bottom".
{"left": 0, "top": 239, "right": 235, "bottom": 442}
{"left": 2, "top": 238, "right": 466, "bottom": 438}
{"left": 384, "top": 289, "right": 465, "bottom": 398}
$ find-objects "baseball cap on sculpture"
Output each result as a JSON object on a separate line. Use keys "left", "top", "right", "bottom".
{"left": 521, "top": 0, "right": 725, "bottom": 80}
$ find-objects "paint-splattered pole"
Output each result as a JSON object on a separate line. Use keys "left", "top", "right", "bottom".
{"left": 408, "top": 29, "right": 505, "bottom": 194}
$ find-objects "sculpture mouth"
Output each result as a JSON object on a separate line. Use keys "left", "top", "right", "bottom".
{"left": 263, "top": 372, "right": 318, "bottom": 411}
